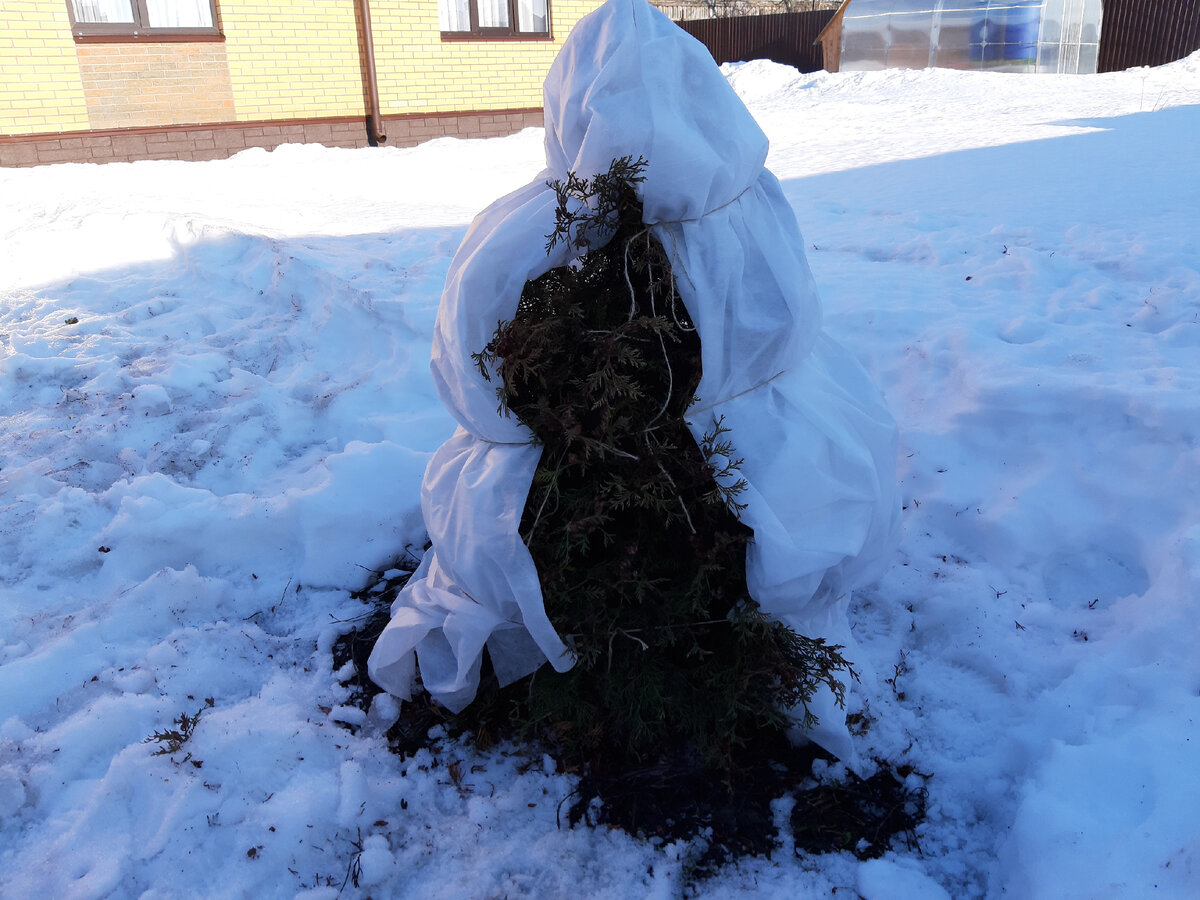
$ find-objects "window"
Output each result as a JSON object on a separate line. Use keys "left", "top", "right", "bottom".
{"left": 67, "top": 0, "right": 221, "bottom": 41}
{"left": 440, "top": 0, "right": 550, "bottom": 38}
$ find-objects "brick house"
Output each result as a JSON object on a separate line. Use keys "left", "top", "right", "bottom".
{"left": 0, "top": 0, "right": 601, "bottom": 167}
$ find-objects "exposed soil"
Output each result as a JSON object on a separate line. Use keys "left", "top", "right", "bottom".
{"left": 333, "top": 567, "right": 927, "bottom": 878}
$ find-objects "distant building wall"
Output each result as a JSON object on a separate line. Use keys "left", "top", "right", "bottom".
{"left": 76, "top": 42, "right": 237, "bottom": 130}
{"left": 0, "top": 1, "right": 89, "bottom": 136}
{"left": 374, "top": 0, "right": 598, "bottom": 115}
{"left": 220, "top": 0, "right": 367, "bottom": 123}
{"left": 0, "top": 0, "right": 601, "bottom": 166}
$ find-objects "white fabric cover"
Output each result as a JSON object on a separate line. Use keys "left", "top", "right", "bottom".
{"left": 369, "top": 0, "right": 899, "bottom": 753}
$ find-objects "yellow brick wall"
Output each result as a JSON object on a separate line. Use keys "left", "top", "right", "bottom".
{"left": 221, "top": 0, "right": 604, "bottom": 122}
{"left": 220, "top": 0, "right": 367, "bottom": 122}
{"left": 0, "top": 0, "right": 605, "bottom": 136}
{"left": 374, "top": 0, "right": 601, "bottom": 115}
{"left": 0, "top": 1, "right": 88, "bottom": 135}
{"left": 77, "top": 43, "right": 236, "bottom": 130}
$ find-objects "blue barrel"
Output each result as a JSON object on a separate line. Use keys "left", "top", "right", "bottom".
{"left": 968, "top": 13, "right": 993, "bottom": 63}
{"left": 1003, "top": 4, "right": 1041, "bottom": 61}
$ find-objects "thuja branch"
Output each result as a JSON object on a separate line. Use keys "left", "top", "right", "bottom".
{"left": 461, "top": 156, "right": 853, "bottom": 784}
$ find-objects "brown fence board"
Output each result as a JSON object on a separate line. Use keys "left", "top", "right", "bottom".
{"left": 1099, "top": 0, "right": 1200, "bottom": 72}
{"left": 676, "top": 10, "right": 837, "bottom": 74}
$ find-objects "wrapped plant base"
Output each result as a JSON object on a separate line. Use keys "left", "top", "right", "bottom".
{"left": 369, "top": 0, "right": 900, "bottom": 771}
{"left": 463, "top": 158, "right": 854, "bottom": 782}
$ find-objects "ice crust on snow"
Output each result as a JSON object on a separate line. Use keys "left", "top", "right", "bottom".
{"left": 0, "top": 35, "right": 1197, "bottom": 900}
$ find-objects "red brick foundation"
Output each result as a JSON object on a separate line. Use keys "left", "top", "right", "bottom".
{"left": 0, "top": 109, "right": 544, "bottom": 168}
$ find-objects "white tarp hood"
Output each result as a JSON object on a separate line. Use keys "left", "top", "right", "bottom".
{"left": 369, "top": 0, "right": 899, "bottom": 755}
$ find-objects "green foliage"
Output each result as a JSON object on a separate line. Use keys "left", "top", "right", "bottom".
{"left": 466, "top": 157, "right": 854, "bottom": 786}
{"left": 545, "top": 153, "right": 649, "bottom": 255}
{"left": 144, "top": 709, "right": 202, "bottom": 757}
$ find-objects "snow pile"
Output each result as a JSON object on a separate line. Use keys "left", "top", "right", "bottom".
{"left": 2, "top": 51, "right": 1198, "bottom": 899}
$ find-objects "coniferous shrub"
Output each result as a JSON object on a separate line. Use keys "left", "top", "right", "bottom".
{"left": 465, "top": 157, "right": 855, "bottom": 785}
{"left": 337, "top": 160, "right": 921, "bottom": 865}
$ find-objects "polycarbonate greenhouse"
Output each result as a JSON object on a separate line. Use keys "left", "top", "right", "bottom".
{"left": 830, "top": 0, "right": 1104, "bottom": 74}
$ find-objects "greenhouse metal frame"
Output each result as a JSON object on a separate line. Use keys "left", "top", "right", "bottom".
{"left": 830, "top": 0, "right": 1104, "bottom": 74}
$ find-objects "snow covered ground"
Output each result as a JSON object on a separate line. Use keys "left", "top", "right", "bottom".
{"left": 2, "top": 52, "right": 1198, "bottom": 899}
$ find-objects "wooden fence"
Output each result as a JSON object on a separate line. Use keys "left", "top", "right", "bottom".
{"left": 675, "top": 9, "right": 837, "bottom": 74}
{"left": 1099, "top": 0, "right": 1200, "bottom": 72}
